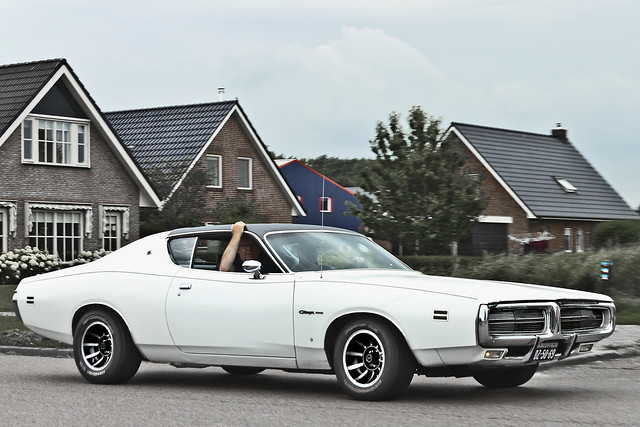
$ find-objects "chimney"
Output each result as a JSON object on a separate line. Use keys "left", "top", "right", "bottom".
{"left": 218, "top": 87, "right": 225, "bottom": 101}
{"left": 551, "top": 123, "right": 568, "bottom": 142}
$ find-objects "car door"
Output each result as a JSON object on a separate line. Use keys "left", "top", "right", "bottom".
{"left": 165, "top": 236, "right": 295, "bottom": 358}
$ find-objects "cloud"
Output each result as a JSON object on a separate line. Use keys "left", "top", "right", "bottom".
{"left": 219, "top": 27, "right": 445, "bottom": 157}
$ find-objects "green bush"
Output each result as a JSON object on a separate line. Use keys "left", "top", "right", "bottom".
{"left": 0, "top": 247, "right": 111, "bottom": 285}
{"left": 70, "top": 249, "right": 112, "bottom": 266}
{"left": 400, "top": 255, "right": 481, "bottom": 276}
{"left": 401, "top": 246, "right": 640, "bottom": 299}
{"left": 592, "top": 219, "right": 640, "bottom": 249}
{"left": 0, "top": 247, "right": 61, "bottom": 285}
{"left": 454, "top": 247, "right": 640, "bottom": 298}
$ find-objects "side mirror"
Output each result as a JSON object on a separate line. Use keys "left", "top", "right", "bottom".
{"left": 242, "top": 260, "right": 264, "bottom": 279}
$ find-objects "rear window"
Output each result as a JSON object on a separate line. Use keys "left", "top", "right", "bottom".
{"left": 168, "top": 237, "right": 196, "bottom": 267}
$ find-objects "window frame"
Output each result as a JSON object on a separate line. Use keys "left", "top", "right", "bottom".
{"left": 0, "top": 208, "right": 7, "bottom": 253}
{"left": 102, "top": 212, "right": 121, "bottom": 251}
{"left": 320, "top": 196, "right": 333, "bottom": 213}
{"left": 555, "top": 177, "right": 577, "bottom": 193}
{"left": 206, "top": 154, "right": 222, "bottom": 188}
{"left": 29, "top": 210, "right": 84, "bottom": 262}
{"left": 564, "top": 228, "right": 573, "bottom": 252}
{"left": 576, "top": 228, "right": 584, "bottom": 252}
{"left": 22, "top": 114, "right": 91, "bottom": 167}
{"left": 237, "top": 157, "right": 252, "bottom": 190}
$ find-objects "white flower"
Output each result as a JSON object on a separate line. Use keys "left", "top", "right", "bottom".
{"left": 10, "top": 264, "right": 18, "bottom": 271}
{"left": 20, "top": 263, "right": 28, "bottom": 269}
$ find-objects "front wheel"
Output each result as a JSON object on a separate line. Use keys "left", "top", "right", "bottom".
{"left": 73, "top": 310, "right": 141, "bottom": 384}
{"left": 472, "top": 364, "right": 538, "bottom": 388}
{"left": 333, "top": 319, "right": 416, "bottom": 401}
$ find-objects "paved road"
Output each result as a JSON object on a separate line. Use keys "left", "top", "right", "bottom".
{"left": 2, "top": 352, "right": 639, "bottom": 426}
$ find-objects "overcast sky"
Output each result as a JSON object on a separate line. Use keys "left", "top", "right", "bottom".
{"left": 2, "top": 0, "right": 639, "bottom": 208}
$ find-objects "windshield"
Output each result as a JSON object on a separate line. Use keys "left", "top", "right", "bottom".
{"left": 265, "top": 231, "right": 410, "bottom": 272}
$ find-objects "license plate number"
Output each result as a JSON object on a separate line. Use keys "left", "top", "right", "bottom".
{"left": 532, "top": 342, "right": 558, "bottom": 362}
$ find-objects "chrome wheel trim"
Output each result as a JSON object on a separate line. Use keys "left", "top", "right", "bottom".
{"left": 342, "top": 329, "right": 385, "bottom": 388}
{"left": 81, "top": 320, "right": 114, "bottom": 371}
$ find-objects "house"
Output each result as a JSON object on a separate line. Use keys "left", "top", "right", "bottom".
{"left": 276, "top": 159, "right": 362, "bottom": 231}
{"left": 105, "top": 101, "right": 304, "bottom": 224}
{"left": 0, "top": 59, "right": 161, "bottom": 260}
{"left": 445, "top": 122, "right": 639, "bottom": 255}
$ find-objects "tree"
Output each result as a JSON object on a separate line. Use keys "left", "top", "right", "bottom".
{"left": 140, "top": 160, "right": 209, "bottom": 236}
{"left": 210, "top": 194, "right": 268, "bottom": 225}
{"left": 350, "top": 106, "right": 484, "bottom": 255}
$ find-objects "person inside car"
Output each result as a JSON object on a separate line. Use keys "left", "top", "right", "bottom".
{"left": 219, "top": 221, "right": 278, "bottom": 273}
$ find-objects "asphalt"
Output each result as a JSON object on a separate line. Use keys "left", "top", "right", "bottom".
{"left": 1, "top": 314, "right": 639, "bottom": 364}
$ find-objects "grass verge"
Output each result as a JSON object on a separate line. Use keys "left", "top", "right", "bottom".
{"left": 0, "top": 285, "right": 15, "bottom": 312}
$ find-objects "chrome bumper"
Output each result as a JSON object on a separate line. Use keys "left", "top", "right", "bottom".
{"left": 477, "top": 301, "right": 616, "bottom": 362}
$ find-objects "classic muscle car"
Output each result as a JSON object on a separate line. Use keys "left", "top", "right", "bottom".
{"left": 13, "top": 224, "right": 615, "bottom": 400}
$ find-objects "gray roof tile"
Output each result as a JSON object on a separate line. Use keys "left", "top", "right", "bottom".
{"left": 0, "top": 59, "right": 64, "bottom": 134}
{"left": 451, "top": 122, "right": 638, "bottom": 220}
{"left": 105, "top": 101, "right": 237, "bottom": 199}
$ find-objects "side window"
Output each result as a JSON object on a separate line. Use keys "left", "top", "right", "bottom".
{"left": 192, "top": 237, "right": 230, "bottom": 270}
{"left": 168, "top": 237, "right": 197, "bottom": 267}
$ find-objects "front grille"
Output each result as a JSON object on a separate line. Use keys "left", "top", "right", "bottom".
{"left": 561, "top": 308, "right": 604, "bottom": 332}
{"left": 488, "top": 308, "right": 545, "bottom": 335}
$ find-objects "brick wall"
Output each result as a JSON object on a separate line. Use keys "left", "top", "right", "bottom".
{"left": 196, "top": 112, "right": 293, "bottom": 223}
{"left": 457, "top": 138, "right": 598, "bottom": 253}
{"left": 0, "top": 125, "right": 140, "bottom": 252}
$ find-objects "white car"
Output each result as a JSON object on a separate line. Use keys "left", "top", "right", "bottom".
{"left": 13, "top": 224, "right": 615, "bottom": 400}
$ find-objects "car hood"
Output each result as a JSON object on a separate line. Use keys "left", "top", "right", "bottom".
{"left": 313, "top": 269, "right": 613, "bottom": 304}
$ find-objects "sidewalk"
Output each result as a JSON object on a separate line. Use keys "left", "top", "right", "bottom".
{"left": 2, "top": 311, "right": 639, "bottom": 362}
{"left": 541, "top": 324, "right": 640, "bottom": 370}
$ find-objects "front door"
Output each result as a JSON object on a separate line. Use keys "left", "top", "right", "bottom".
{"left": 165, "top": 268, "right": 295, "bottom": 358}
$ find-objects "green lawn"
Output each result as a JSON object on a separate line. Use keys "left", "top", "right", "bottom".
{"left": 0, "top": 285, "right": 16, "bottom": 312}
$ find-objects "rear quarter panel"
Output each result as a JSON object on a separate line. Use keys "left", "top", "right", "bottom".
{"left": 15, "top": 232, "right": 179, "bottom": 352}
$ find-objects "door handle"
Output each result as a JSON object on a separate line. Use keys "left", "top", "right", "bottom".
{"left": 178, "top": 283, "right": 192, "bottom": 290}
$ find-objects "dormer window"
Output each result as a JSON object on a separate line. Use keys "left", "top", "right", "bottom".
{"left": 22, "top": 115, "right": 90, "bottom": 167}
{"left": 555, "top": 177, "right": 577, "bottom": 193}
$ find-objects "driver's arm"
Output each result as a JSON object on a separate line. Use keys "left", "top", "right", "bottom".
{"left": 219, "top": 221, "right": 246, "bottom": 272}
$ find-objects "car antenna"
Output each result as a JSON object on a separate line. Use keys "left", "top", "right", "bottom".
{"left": 319, "top": 173, "right": 326, "bottom": 278}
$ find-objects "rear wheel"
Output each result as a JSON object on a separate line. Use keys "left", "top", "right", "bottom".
{"left": 221, "top": 366, "right": 265, "bottom": 375}
{"left": 333, "top": 318, "right": 415, "bottom": 401}
{"left": 73, "top": 310, "right": 141, "bottom": 384}
{"left": 473, "top": 364, "right": 538, "bottom": 388}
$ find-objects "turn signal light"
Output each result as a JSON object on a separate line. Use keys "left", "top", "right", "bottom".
{"left": 484, "top": 350, "right": 506, "bottom": 360}
{"left": 578, "top": 343, "right": 594, "bottom": 353}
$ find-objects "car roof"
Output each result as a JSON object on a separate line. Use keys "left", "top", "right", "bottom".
{"left": 167, "top": 223, "right": 360, "bottom": 240}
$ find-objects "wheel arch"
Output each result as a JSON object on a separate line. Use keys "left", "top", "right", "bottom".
{"left": 323, "top": 312, "right": 415, "bottom": 369}
{"left": 72, "top": 304, "right": 132, "bottom": 339}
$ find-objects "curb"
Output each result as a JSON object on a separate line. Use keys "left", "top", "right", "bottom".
{"left": 0, "top": 345, "right": 72, "bottom": 358}
{"left": 538, "top": 346, "right": 640, "bottom": 371}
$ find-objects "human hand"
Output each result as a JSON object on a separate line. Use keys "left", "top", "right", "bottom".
{"left": 231, "top": 221, "right": 246, "bottom": 236}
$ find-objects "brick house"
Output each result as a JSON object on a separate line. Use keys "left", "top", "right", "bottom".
{"left": 444, "top": 123, "right": 639, "bottom": 255}
{"left": 276, "top": 159, "right": 362, "bottom": 231}
{"left": 0, "top": 59, "right": 160, "bottom": 260}
{"left": 105, "top": 102, "right": 304, "bottom": 223}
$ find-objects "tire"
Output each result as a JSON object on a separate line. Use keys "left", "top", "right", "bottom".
{"left": 73, "top": 310, "right": 141, "bottom": 384}
{"left": 473, "top": 364, "right": 538, "bottom": 388}
{"left": 221, "top": 366, "right": 265, "bottom": 375}
{"left": 333, "top": 319, "right": 416, "bottom": 401}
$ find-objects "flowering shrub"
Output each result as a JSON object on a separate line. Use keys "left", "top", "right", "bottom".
{"left": 0, "top": 247, "right": 112, "bottom": 284}
{"left": 0, "top": 247, "right": 61, "bottom": 285}
{"left": 69, "top": 249, "right": 112, "bottom": 266}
